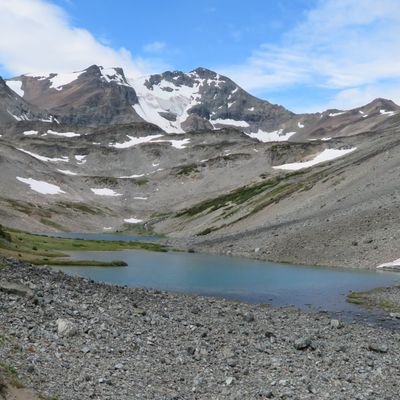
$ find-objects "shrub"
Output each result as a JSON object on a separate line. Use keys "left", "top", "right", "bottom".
{"left": 0, "top": 225, "right": 11, "bottom": 242}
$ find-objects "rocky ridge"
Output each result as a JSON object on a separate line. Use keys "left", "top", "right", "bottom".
{"left": 1, "top": 258, "right": 400, "bottom": 400}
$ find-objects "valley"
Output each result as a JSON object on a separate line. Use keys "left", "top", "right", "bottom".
{"left": 1, "top": 64, "right": 400, "bottom": 270}
{"left": 1, "top": 64, "right": 400, "bottom": 400}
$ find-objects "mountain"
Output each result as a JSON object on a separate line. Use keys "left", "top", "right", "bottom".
{"left": 129, "top": 67, "right": 294, "bottom": 134}
{"left": 2, "top": 64, "right": 400, "bottom": 269}
{"left": 8, "top": 65, "right": 400, "bottom": 144}
{"left": 7, "top": 65, "right": 144, "bottom": 127}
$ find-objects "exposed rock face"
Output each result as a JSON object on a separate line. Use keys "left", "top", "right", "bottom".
{"left": 9, "top": 65, "right": 144, "bottom": 127}
{"left": 0, "top": 78, "right": 52, "bottom": 126}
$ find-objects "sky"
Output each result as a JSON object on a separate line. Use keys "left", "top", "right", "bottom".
{"left": 1, "top": 0, "right": 400, "bottom": 112}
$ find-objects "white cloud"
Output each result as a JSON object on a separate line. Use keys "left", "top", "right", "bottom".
{"left": 143, "top": 41, "right": 167, "bottom": 53}
{"left": 220, "top": 0, "right": 400, "bottom": 110}
{"left": 0, "top": 0, "right": 163, "bottom": 77}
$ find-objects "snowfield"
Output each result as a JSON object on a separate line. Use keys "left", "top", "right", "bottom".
{"left": 91, "top": 188, "right": 122, "bottom": 197}
{"left": 75, "top": 155, "right": 87, "bottom": 165}
{"left": 380, "top": 109, "right": 395, "bottom": 116}
{"left": 376, "top": 258, "right": 400, "bottom": 270}
{"left": 248, "top": 129, "right": 296, "bottom": 143}
{"left": 16, "top": 177, "right": 65, "bottom": 195}
{"left": 57, "top": 169, "right": 78, "bottom": 176}
{"left": 6, "top": 80, "right": 24, "bottom": 97}
{"left": 124, "top": 217, "right": 143, "bottom": 224}
{"left": 273, "top": 148, "right": 357, "bottom": 171}
{"left": 110, "top": 135, "right": 190, "bottom": 150}
{"left": 211, "top": 118, "right": 249, "bottom": 128}
{"left": 47, "top": 130, "right": 80, "bottom": 138}
{"left": 110, "top": 134, "right": 163, "bottom": 148}
{"left": 18, "top": 148, "right": 69, "bottom": 163}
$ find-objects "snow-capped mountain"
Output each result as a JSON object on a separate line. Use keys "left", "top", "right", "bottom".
{"left": 4, "top": 64, "right": 400, "bottom": 142}
{"left": 129, "top": 67, "right": 294, "bottom": 134}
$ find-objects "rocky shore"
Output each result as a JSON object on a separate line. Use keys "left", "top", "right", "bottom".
{"left": 1, "top": 258, "right": 400, "bottom": 400}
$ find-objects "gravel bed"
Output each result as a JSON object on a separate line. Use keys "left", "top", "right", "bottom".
{"left": 1, "top": 258, "right": 400, "bottom": 400}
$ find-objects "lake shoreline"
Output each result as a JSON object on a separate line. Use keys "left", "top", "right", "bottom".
{"left": 1, "top": 257, "right": 400, "bottom": 399}
{"left": 30, "top": 229, "right": 395, "bottom": 271}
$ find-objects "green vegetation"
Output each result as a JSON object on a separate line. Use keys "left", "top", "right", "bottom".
{"left": 0, "top": 227, "right": 168, "bottom": 267}
{"left": 347, "top": 288, "right": 400, "bottom": 312}
{"left": 0, "top": 225, "right": 11, "bottom": 242}
{"left": 172, "top": 162, "right": 345, "bottom": 237}
{"left": 176, "top": 164, "right": 200, "bottom": 176}
{"left": 0, "top": 361, "right": 24, "bottom": 390}
{"left": 56, "top": 201, "right": 104, "bottom": 215}
{"left": 177, "top": 170, "right": 307, "bottom": 219}
{"left": 134, "top": 177, "right": 149, "bottom": 186}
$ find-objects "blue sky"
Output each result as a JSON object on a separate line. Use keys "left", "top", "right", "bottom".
{"left": 1, "top": 0, "right": 400, "bottom": 112}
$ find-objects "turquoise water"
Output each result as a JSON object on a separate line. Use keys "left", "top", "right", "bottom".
{"left": 53, "top": 248, "right": 400, "bottom": 314}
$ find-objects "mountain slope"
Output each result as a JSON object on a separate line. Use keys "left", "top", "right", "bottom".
{"left": 0, "top": 78, "right": 53, "bottom": 126}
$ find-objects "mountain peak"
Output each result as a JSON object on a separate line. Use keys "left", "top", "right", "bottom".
{"left": 190, "top": 67, "right": 219, "bottom": 79}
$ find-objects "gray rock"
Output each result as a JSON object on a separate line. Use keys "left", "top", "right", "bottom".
{"left": 56, "top": 319, "right": 77, "bottom": 338}
{"left": 368, "top": 343, "right": 388, "bottom": 353}
{"left": 330, "top": 319, "right": 342, "bottom": 329}
{"left": 0, "top": 281, "right": 34, "bottom": 298}
{"left": 294, "top": 337, "right": 313, "bottom": 350}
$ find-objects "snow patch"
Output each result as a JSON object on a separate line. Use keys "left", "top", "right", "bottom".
{"left": 49, "top": 71, "right": 83, "bottom": 90}
{"left": 110, "top": 134, "right": 163, "bottom": 149}
{"left": 376, "top": 258, "right": 400, "bottom": 270}
{"left": 297, "top": 122, "right": 305, "bottom": 128}
{"left": 328, "top": 111, "right": 346, "bottom": 117}
{"left": 57, "top": 169, "right": 77, "bottom": 176}
{"left": 124, "top": 217, "right": 143, "bottom": 224}
{"left": 91, "top": 188, "right": 122, "bottom": 197}
{"left": 75, "top": 155, "right": 87, "bottom": 165}
{"left": 7, "top": 111, "right": 30, "bottom": 121}
{"left": 273, "top": 148, "right": 357, "bottom": 171}
{"left": 100, "top": 67, "right": 130, "bottom": 86}
{"left": 23, "top": 130, "right": 38, "bottom": 136}
{"left": 18, "top": 148, "right": 69, "bottom": 162}
{"left": 6, "top": 80, "right": 24, "bottom": 97}
{"left": 47, "top": 130, "right": 80, "bottom": 138}
{"left": 211, "top": 118, "right": 249, "bottom": 128}
{"left": 248, "top": 129, "right": 296, "bottom": 142}
{"left": 130, "top": 76, "right": 204, "bottom": 133}
{"left": 161, "top": 138, "right": 190, "bottom": 149}
{"left": 16, "top": 177, "right": 65, "bottom": 195}
{"left": 119, "top": 174, "right": 145, "bottom": 179}
{"left": 380, "top": 109, "right": 395, "bottom": 116}
{"left": 40, "top": 116, "right": 58, "bottom": 123}
{"left": 134, "top": 196, "right": 148, "bottom": 200}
